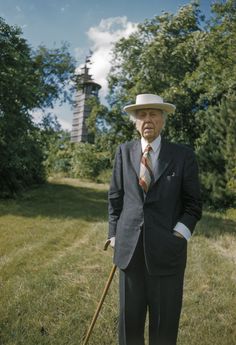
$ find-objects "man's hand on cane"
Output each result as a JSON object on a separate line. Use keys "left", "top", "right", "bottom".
{"left": 104, "top": 237, "right": 115, "bottom": 250}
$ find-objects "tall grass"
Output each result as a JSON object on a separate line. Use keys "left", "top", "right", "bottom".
{"left": 0, "top": 178, "right": 235, "bottom": 345}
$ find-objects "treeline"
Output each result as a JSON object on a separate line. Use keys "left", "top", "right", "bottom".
{"left": 43, "top": 130, "right": 110, "bottom": 181}
{"left": 1, "top": 1, "right": 236, "bottom": 209}
{"left": 0, "top": 17, "right": 75, "bottom": 197}
{"left": 82, "top": 0, "right": 235, "bottom": 208}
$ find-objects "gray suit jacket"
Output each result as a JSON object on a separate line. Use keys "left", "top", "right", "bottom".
{"left": 108, "top": 137, "right": 202, "bottom": 275}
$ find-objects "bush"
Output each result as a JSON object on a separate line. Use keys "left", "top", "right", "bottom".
{"left": 96, "top": 168, "right": 113, "bottom": 184}
{"left": 70, "top": 143, "right": 111, "bottom": 180}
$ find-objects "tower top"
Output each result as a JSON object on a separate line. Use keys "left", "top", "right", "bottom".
{"left": 76, "top": 56, "right": 101, "bottom": 90}
{"left": 71, "top": 56, "right": 101, "bottom": 143}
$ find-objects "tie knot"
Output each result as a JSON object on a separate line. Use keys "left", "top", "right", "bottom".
{"left": 144, "top": 145, "right": 152, "bottom": 153}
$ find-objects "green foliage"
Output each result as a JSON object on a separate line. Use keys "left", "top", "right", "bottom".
{"left": 88, "top": 1, "right": 206, "bottom": 157}
{"left": 86, "top": 97, "right": 137, "bottom": 161}
{"left": 94, "top": 0, "right": 236, "bottom": 208}
{"left": 108, "top": 1, "right": 204, "bottom": 145}
{"left": 196, "top": 95, "right": 236, "bottom": 208}
{"left": 0, "top": 121, "right": 45, "bottom": 197}
{"left": 96, "top": 168, "right": 113, "bottom": 184}
{"left": 0, "top": 17, "right": 75, "bottom": 197}
{"left": 190, "top": 0, "right": 236, "bottom": 208}
{"left": 41, "top": 0, "right": 234, "bottom": 208}
{"left": 42, "top": 130, "right": 72, "bottom": 176}
{"left": 70, "top": 143, "right": 110, "bottom": 180}
{"left": 43, "top": 128, "right": 111, "bottom": 181}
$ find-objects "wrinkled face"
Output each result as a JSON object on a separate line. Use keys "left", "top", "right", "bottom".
{"left": 135, "top": 108, "right": 164, "bottom": 142}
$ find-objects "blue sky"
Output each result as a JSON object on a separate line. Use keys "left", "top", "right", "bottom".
{"left": 0, "top": 0, "right": 213, "bottom": 130}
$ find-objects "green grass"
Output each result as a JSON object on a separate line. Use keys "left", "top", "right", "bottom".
{"left": 0, "top": 178, "right": 236, "bottom": 345}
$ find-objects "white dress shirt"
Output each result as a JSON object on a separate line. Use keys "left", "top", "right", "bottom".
{"left": 141, "top": 135, "right": 191, "bottom": 241}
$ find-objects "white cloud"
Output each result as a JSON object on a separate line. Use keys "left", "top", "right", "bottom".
{"left": 31, "top": 106, "right": 72, "bottom": 131}
{"left": 85, "top": 16, "right": 138, "bottom": 103}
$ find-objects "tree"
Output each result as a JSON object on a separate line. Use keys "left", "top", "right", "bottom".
{"left": 107, "top": 2, "right": 204, "bottom": 145}
{"left": 195, "top": 96, "right": 236, "bottom": 208}
{"left": 89, "top": 0, "right": 235, "bottom": 207}
{"left": 0, "top": 17, "right": 75, "bottom": 196}
{"left": 43, "top": 130, "right": 73, "bottom": 177}
{"left": 189, "top": 0, "right": 236, "bottom": 207}
{"left": 86, "top": 96, "right": 136, "bottom": 161}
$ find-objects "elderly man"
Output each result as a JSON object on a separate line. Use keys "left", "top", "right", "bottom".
{"left": 107, "top": 94, "right": 202, "bottom": 345}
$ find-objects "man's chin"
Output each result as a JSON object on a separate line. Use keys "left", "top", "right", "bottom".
{"left": 143, "top": 133, "right": 156, "bottom": 142}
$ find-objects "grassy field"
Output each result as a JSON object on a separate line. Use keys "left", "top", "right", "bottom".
{"left": 0, "top": 178, "right": 236, "bottom": 345}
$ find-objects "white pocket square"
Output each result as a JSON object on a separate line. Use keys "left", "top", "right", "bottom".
{"left": 167, "top": 172, "right": 176, "bottom": 177}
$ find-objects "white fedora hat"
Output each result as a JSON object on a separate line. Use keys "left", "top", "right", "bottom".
{"left": 123, "top": 94, "right": 176, "bottom": 115}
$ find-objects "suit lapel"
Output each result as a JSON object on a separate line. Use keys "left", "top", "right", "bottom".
{"left": 130, "top": 140, "right": 145, "bottom": 200}
{"left": 152, "top": 137, "right": 172, "bottom": 184}
{"left": 130, "top": 140, "right": 142, "bottom": 178}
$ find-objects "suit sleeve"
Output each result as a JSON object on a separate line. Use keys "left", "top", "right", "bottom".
{"left": 178, "top": 148, "right": 202, "bottom": 233}
{"left": 108, "top": 145, "right": 124, "bottom": 238}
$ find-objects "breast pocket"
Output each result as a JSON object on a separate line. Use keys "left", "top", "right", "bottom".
{"left": 161, "top": 175, "right": 181, "bottom": 196}
{"left": 166, "top": 175, "right": 179, "bottom": 182}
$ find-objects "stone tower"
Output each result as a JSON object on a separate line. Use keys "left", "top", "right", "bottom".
{"left": 71, "top": 59, "right": 101, "bottom": 143}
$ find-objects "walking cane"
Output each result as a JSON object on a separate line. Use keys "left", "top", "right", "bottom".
{"left": 82, "top": 239, "right": 117, "bottom": 345}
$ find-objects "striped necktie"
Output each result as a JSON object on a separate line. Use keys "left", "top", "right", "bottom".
{"left": 139, "top": 144, "right": 153, "bottom": 193}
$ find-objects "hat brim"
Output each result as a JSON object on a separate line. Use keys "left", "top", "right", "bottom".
{"left": 123, "top": 103, "right": 176, "bottom": 115}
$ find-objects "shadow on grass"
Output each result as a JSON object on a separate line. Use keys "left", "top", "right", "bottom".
{"left": 196, "top": 211, "right": 236, "bottom": 239}
{"left": 0, "top": 182, "right": 108, "bottom": 222}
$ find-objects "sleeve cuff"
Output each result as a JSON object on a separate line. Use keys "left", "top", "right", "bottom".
{"left": 174, "top": 222, "right": 192, "bottom": 241}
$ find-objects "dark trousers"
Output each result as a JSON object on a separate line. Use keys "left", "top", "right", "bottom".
{"left": 119, "top": 232, "right": 185, "bottom": 345}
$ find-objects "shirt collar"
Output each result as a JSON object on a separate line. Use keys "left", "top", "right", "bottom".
{"left": 141, "top": 135, "right": 161, "bottom": 153}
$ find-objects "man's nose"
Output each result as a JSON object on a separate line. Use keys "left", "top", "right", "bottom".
{"left": 144, "top": 113, "right": 152, "bottom": 120}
